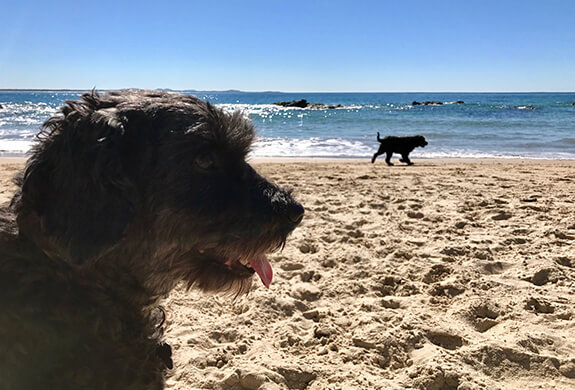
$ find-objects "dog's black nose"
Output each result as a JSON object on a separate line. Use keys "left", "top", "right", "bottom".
{"left": 287, "top": 201, "right": 305, "bottom": 225}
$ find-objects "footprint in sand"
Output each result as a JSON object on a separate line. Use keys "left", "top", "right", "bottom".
{"left": 422, "top": 264, "right": 452, "bottom": 284}
{"left": 298, "top": 241, "right": 318, "bottom": 254}
{"left": 407, "top": 211, "right": 424, "bottom": 219}
{"left": 408, "top": 365, "right": 468, "bottom": 390}
{"left": 454, "top": 221, "right": 467, "bottom": 229}
{"left": 461, "top": 342, "right": 575, "bottom": 381}
{"left": 440, "top": 246, "right": 469, "bottom": 257}
{"left": 553, "top": 230, "right": 575, "bottom": 240}
{"left": 480, "top": 260, "right": 511, "bottom": 275}
{"left": 555, "top": 256, "right": 574, "bottom": 268}
{"left": 209, "top": 329, "right": 239, "bottom": 343}
{"left": 491, "top": 210, "right": 512, "bottom": 221}
{"left": 525, "top": 297, "right": 555, "bottom": 314}
{"left": 466, "top": 301, "right": 501, "bottom": 332}
{"left": 425, "top": 329, "right": 465, "bottom": 350}
{"left": 290, "top": 283, "right": 322, "bottom": 301}
{"left": 526, "top": 267, "right": 561, "bottom": 286}
{"left": 428, "top": 282, "right": 465, "bottom": 298}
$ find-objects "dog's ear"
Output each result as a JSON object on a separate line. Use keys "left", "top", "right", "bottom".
{"left": 17, "top": 105, "right": 136, "bottom": 264}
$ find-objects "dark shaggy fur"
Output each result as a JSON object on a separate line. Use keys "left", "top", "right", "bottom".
{"left": 0, "top": 90, "right": 304, "bottom": 389}
{"left": 371, "top": 133, "right": 428, "bottom": 165}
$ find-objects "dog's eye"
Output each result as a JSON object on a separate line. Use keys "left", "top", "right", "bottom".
{"left": 194, "top": 154, "right": 215, "bottom": 170}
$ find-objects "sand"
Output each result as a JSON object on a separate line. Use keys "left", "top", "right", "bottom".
{"left": 2, "top": 157, "right": 575, "bottom": 390}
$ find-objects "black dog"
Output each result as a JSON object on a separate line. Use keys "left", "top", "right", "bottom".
{"left": 371, "top": 132, "right": 428, "bottom": 165}
{"left": 1, "top": 90, "right": 304, "bottom": 389}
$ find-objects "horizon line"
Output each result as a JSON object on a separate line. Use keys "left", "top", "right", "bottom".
{"left": 1, "top": 88, "right": 574, "bottom": 94}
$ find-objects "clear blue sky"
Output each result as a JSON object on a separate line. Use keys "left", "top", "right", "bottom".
{"left": 1, "top": 0, "right": 574, "bottom": 92}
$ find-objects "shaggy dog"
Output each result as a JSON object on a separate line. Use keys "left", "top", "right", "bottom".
{"left": 371, "top": 132, "right": 428, "bottom": 165}
{"left": 0, "top": 90, "right": 304, "bottom": 389}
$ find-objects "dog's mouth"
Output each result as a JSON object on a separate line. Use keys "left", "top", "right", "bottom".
{"left": 227, "top": 255, "right": 273, "bottom": 288}
{"left": 198, "top": 246, "right": 274, "bottom": 288}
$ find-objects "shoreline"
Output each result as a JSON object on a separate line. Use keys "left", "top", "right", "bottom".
{"left": 249, "top": 156, "right": 575, "bottom": 165}
{"left": 4, "top": 156, "right": 575, "bottom": 165}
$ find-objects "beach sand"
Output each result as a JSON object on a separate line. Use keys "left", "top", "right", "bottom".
{"left": 2, "top": 158, "right": 575, "bottom": 389}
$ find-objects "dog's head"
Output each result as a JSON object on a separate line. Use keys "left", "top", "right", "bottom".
{"left": 415, "top": 135, "right": 428, "bottom": 148}
{"left": 16, "top": 90, "right": 304, "bottom": 295}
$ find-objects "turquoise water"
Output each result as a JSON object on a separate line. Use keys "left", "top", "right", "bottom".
{"left": 1, "top": 91, "right": 574, "bottom": 158}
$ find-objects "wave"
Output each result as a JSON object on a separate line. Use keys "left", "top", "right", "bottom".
{"left": 0, "top": 102, "right": 59, "bottom": 136}
{"left": 0, "top": 136, "right": 574, "bottom": 160}
{"left": 559, "top": 137, "right": 575, "bottom": 143}
{"left": 0, "top": 139, "right": 34, "bottom": 154}
{"left": 250, "top": 138, "right": 575, "bottom": 159}
{"left": 252, "top": 137, "right": 373, "bottom": 157}
{"left": 0, "top": 102, "right": 58, "bottom": 117}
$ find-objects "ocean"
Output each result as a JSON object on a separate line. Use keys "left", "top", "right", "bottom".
{"left": 1, "top": 91, "right": 574, "bottom": 159}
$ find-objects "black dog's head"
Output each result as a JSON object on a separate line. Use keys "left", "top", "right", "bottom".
{"left": 415, "top": 135, "right": 428, "bottom": 148}
{"left": 15, "top": 90, "right": 304, "bottom": 295}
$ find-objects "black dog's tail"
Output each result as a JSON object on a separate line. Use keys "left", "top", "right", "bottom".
{"left": 376, "top": 132, "right": 383, "bottom": 142}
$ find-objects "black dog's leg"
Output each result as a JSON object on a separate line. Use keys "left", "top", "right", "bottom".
{"left": 371, "top": 151, "right": 381, "bottom": 163}
{"left": 371, "top": 143, "right": 385, "bottom": 163}
{"left": 385, "top": 151, "right": 394, "bottom": 166}
{"left": 399, "top": 153, "right": 413, "bottom": 165}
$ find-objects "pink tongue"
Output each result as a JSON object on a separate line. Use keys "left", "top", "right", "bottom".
{"left": 250, "top": 256, "right": 273, "bottom": 288}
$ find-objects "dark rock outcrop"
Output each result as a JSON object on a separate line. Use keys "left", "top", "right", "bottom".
{"left": 274, "top": 99, "right": 343, "bottom": 109}
{"left": 275, "top": 99, "right": 309, "bottom": 108}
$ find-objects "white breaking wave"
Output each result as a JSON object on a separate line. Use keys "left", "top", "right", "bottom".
{"left": 0, "top": 139, "right": 35, "bottom": 154}
{"left": 252, "top": 137, "right": 373, "bottom": 157}
{"left": 251, "top": 138, "right": 575, "bottom": 159}
{"left": 0, "top": 137, "right": 572, "bottom": 159}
